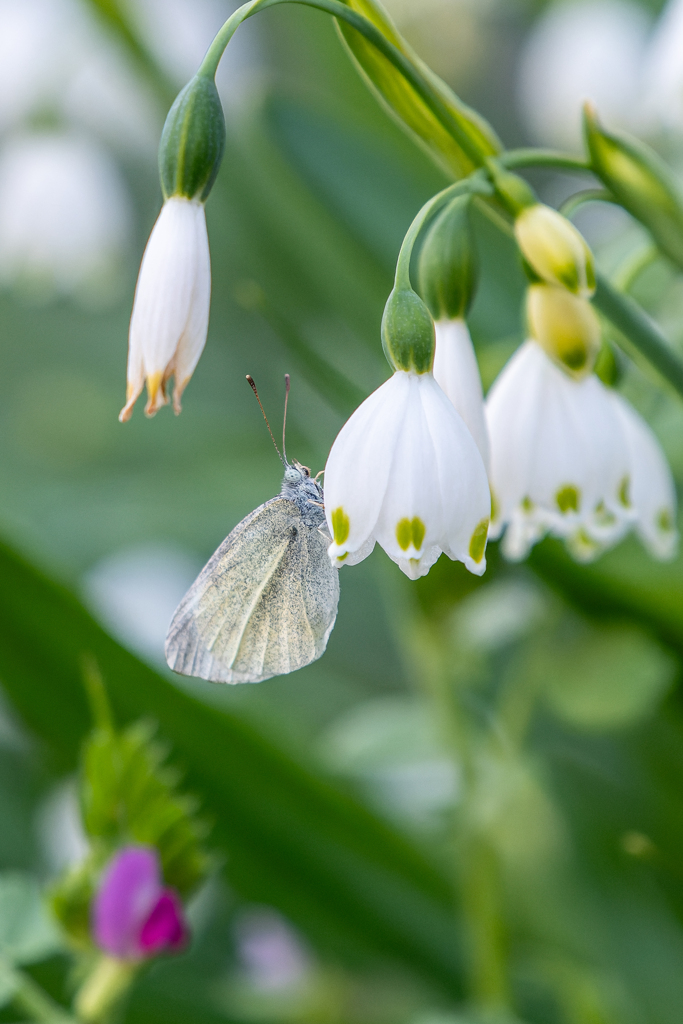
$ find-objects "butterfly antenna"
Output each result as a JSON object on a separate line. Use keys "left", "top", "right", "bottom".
{"left": 282, "top": 373, "right": 290, "bottom": 466}
{"left": 246, "top": 375, "right": 285, "bottom": 466}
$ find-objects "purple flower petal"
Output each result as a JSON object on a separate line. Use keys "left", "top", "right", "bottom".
{"left": 93, "top": 847, "right": 162, "bottom": 959}
{"left": 139, "top": 889, "right": 187, "bottom": 955}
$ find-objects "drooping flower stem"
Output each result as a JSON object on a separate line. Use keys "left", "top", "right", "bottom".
{"left": 197, "top": 0, "right": 490, "bottom": 168}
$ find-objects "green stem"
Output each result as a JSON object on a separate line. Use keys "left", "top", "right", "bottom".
{"left": 2, "top": 960, "right": 75, "bottom": 1024}
{"left": 197, "top": 0, "right": 488, "bottom": 167}
{"left": 500, "top": 148, "right": 592, "bottom": 173}
{"left": 393, "top": 176, "right": 484, "bottom": 292}
{"left": 559, "top": 188, "right": 616, "bottom": 220}
{"left": 593, "top": 273, "right": 683, "bottom": 397}
{"left": 612, "top": 244, "right": 659, "bottom": 293}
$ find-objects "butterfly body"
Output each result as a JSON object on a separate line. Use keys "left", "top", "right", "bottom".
{"left": 165, "top": 461, "right": 339, "bottom": 684}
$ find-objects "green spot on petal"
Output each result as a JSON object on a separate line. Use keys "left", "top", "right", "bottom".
{"left": 618, "top": 476, "right": 631, "bottom": 507}
{"left": 337, "top": 551, "right": 348, "bottom": 562}
{"left": 556, "top": 485, "right": 580, "bottom": 513}
{"left": 469, "top": 518, "right": 489, "bottom": 564}
{"left": 521, "top": 496, "right": 535, "bottom": 512}
{"left": 396, "top": 517, "right": 426, "bottom": 552}
{"left": 658, "top": 508, "right": 674, "bottom": 532}
{"left": 331, "top": 507, "right": 350, "bottom": 546}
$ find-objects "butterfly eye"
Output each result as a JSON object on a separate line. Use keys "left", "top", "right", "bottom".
{"left": 284, "top": 467, "right": 300, "bottom": 482}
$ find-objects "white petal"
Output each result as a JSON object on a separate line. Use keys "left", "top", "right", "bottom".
{"left": 433, "top": 318, "right": 490, "bottom": 468}
{"left": 124, "top": 196, "right": 208, "bottom": 416}
{"left": 374, "top": 374, "right": 442, "bottom": 563}
{"left": 324, "top": 373, "right": 407, "bottom": 560}
{"left": 486, "top": 341, "right": 632, "bottom": 555}
{"left": 608, "top": 391, "right": 679, "bottom": 559}
{"left": 170, "top": 204, "right": 211, "bottom": 413}
{"left": 420, "top": 375, "right": 491, "bottom": 575}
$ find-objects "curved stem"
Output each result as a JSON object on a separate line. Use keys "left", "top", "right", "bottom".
{"left": 393, "top": 177, "right": 482, "bottom": 291}
{"left": 197, "top": 0, "right": 487, "bottom": 167}
{"left": 559, "top": 188, "right": 616, "bottom": 220}
{"left": 612, "top": 245, "right": 659, "bottom": 293}
{"left": 500, "top": 148, "right": 592, "bottom": 173}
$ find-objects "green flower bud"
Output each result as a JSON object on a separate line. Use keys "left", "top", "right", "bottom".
{"left": 382, "top": 287, "right": 435, "bottom": 373}
{"left": 527, "top": 284, "right": 601, "bottom": 379}
{"left": 417, "top": 194, "right": 477, "bottom": 320}
{"left": 159, "top": 74, "right": 226, "bottom": 202}
{"left": 583, "top": 103, "right": 683, "bottom": 271}
{"left": 515, "top": 204, "right": 595, "bottom": 297}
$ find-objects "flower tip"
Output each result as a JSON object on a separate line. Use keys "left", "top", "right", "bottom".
{"left": 144, "top": 373, "right": 168, "bottom": 418}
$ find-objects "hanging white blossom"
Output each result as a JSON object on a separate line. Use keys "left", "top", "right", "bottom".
{"left": 324, "top": 369, "right": 491, "bottom": 580}
{"left": 119, "top": 196, "right": 210, "bottom": 421}
{"left": 486, "top": 339, "right": 634, "bottom": 561}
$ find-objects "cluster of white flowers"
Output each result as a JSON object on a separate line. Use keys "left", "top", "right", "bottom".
{"left": 320, "top": 197, "right": 678, "bottom": 579}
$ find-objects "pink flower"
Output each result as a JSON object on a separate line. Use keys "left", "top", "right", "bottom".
{"left": 93, "top": 846, "right": 187, "bottom": 960}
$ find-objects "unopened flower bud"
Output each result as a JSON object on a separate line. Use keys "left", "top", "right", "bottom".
{"left": 526, "top": 284, "right": 601, "bottom": 378}
{"left": 381, "top": 287, "right": 435, "bottom": 373}
{"left": 515, "top": 204, "right": 595, "bottom": 297}
{"left": 159, "top": 74, "right": 226, "bottom": 202}
{"left": 93, "top": 846, "right": 187, "bottom": 960}
{"left": 583, "top": 102, "right": 683, "bottom": 271}
{"left": 417, "top": 194, "right": 477, "bottom": 320}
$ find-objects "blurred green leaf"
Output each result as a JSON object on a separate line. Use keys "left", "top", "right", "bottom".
{"left": 0, "top": 539, "right": 464, "bottom": 996}
{"left": 335, "top": 0, "right": 501, "bottom": 178}
{"left": 539, "top": 623, "right": 676, "bottom": 731}
{"left": 0, "top": 874, "right": 63, "bottom": 966}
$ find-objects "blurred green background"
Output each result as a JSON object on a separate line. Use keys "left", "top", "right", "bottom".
{"left": 3, "top": 0, "right": 683, "bottom": 1022}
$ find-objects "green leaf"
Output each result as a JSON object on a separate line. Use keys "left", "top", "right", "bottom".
{"left": 0, "top": 874, "right": 63, "bottom": 966}
{"left": 532, "top": 622, "right": 676, "bottom": 731}
{"left": 81, "top": 719, "right": 210, "bottom": 895}
{"left": 0, "top": 539, "right": 464, "bottom": 996}
{"left": 335, "top": 0, "right": 501, "bottom": 179}
{"left": 0, "top": 957, "right": 17, "bottom": 1009}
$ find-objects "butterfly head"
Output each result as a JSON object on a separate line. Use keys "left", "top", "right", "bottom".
{"left": 281, "top": 460, "right": 325, "bottom": 525}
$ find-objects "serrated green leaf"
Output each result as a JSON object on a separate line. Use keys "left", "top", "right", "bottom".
{"left": 335, "top": 0, "right": 501, "bottom": 178}
{"left": 0, "top": 874, "right": 63, "bottom": 965}
{"left": 81, "top": 719, "right": 210, "bottom": 895}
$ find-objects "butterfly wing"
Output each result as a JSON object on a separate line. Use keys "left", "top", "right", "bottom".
{"left": 165, "top": 497, "right": 339, "bottom": 683}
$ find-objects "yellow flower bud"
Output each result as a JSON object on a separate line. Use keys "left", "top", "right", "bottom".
{"left": 526, "top": 284, "right": 601, "bottom": 378}
{"left": 515, "top": 204, "right": 595, "bottom": 297}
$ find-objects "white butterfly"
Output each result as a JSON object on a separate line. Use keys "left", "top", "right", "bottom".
{"left": 165, "top": 378, "right": 339, "bottom": 683}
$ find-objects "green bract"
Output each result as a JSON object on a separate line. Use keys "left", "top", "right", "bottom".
{"left": 584, "top": 103, "right": 683, "bottom": 272}
{"left": 335, "top": 0, "right": 501, "bottom": 178}
{"left": 417, "top": 194, "right": 477, "bottom": 320}
{"left": 159, "top": 73, "right": 226, "bottom": 202}
{"left": 382, "top": 287, "right": 435, "bottom": 373}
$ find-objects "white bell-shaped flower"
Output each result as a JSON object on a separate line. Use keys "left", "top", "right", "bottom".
{"left": 608, "top": 391, "right": 678, "bottom": 559}
{"left": 486, "top": 340, "right": 633, "bottom": 561}
{"left": 433, "top": 318, "right": 490, "bottom": 469}
{"left": 119, "top": 196, "right": 210, "bottom": 421}
{"left": 324, "top": 370, "right": 491, "bottom": 580}
{"left": 0, "top": 131, "right": 131, "bottom": 300}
